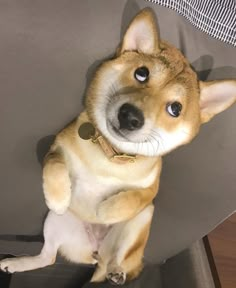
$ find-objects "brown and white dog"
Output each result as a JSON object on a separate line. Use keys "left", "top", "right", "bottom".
{"left": 1, "top": 8, "right": 236, "bottom": 285}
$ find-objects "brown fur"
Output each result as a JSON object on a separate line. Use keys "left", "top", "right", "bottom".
{"left": 122, "top": 221, "right": 152, "bottom": 281}
{"left": 43, "top": 147, "right": 71, "bottom": 209}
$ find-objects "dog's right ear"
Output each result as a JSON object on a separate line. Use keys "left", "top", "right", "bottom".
{"left": 199, "top": 80, "right": 236, "bottom": 123}
{"left": 120, "top": 8, "right": 160, "bottom": 55}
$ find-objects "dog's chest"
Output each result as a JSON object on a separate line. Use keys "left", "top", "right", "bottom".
{"left": 71, "top": 165, "right": 121, "bottom": 203}
{"left": 65, "top": 143, "right": 159, "bottom": 221}
{"left": 67, "top": 150, "right": 125, "bottom": 219}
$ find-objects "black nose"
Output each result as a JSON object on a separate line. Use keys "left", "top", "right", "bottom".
{"left": 118, "top": 103, "right": 144, "bottom": 131}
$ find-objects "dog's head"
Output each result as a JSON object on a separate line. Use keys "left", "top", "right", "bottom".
{"left": 86, "top": 8, "right": 236, "bottom": 157}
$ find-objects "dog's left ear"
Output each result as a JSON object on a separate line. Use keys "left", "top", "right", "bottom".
{"left": 120, "top": 8, "right": 160, "bottom": 54}
{"left": 200, "top": 80, "right": 236, "bottom": 123}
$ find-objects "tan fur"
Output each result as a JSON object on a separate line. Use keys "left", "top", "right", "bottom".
{"left": 43, "top": 147, "right": 71, "bottom": 214}
{"left": 96, "top": 176, "right": 160, "bottom": 223}
{"left": 1, "top": 8, "right": 236, "bottom": 284}
{"left": 122, "top": 220, "right": 152, "bottom": 281}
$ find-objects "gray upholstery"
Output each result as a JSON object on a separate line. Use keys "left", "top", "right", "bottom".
{"left": 82, "top": 240, "right": 215, "bottom": 288}
{"left": 5, "top": 240, "right": 214, "bottom": 288}
{"left": 0, "top": 0, "right": 235, "bottom": 286}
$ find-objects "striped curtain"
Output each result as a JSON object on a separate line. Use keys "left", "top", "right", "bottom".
{"left": 147, "top": 0, "right": 236, "bottom": 46}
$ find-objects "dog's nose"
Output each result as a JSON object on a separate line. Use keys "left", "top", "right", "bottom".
{"left": 118, "top": 103, "right": 144, "bottom": 131}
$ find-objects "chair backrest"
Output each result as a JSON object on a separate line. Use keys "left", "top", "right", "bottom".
{"left": 0, "top": 0, "right": 235, "bottom": 263}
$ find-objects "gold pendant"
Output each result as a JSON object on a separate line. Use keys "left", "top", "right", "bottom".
{"left": 78, "top": 122, "right": 96, "bottom": 140}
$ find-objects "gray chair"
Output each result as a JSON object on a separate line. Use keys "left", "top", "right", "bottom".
{"left": 0, "top": 1, "right": 235, "bottom": 287}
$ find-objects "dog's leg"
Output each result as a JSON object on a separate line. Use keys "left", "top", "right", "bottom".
{"left": 0, "top": 242, "right": 58, "bottom": 274}
{"left": 0, "top": 212, "right": 61, "bottom": 273}
{"left": 43, "top": 146, "right": 71, "bottom": 214}
{"left": 92, "top": 204, "right": 154, "bottom": 285}
{"left": 97, "top": 178, "right": 159, "bottom": 224}
{"left": 0, "top": 210, "right": 97, "bottom": 274}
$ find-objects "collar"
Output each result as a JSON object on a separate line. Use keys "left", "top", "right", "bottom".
{"left": 78, "top": 122, "right": 136, "bottom": 164}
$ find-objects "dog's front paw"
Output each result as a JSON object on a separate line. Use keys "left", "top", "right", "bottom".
{"left": 97, "top": 198, "right": 119, "bottom": 223}
{"left": 45, "top": 193, "right": 71, "bottom": 215}
{"left": 97, "top": 192, "right": 139, "bottom": 224}
{"left": 0, "top": 258, "right": 19, "bottom": 274}
{"left": 43, "top": 162, "right": 71, "bottom": 215}
{"left": 107, "top": 267, "right": 126, "bottom": 285}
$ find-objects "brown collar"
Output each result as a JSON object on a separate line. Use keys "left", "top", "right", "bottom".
{"left": 78, "top": 122, "right": 136, "bottom": 164}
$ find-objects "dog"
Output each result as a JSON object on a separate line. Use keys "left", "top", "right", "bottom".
{"left": 1, "top": 8, "right": 236, "bottom": 285}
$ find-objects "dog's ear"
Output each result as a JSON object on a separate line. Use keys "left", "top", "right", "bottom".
{"left": 120, "top": 8, "right": 160, "bottom": 54}
{"left": 199, "top": 80, "right": 236, "bottom": 123}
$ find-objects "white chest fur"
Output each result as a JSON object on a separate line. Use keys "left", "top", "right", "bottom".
{"left": 69, "top": 155, "right": 123, "bottom": 221}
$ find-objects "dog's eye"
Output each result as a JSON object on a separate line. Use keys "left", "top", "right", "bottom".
{"left": 166, "top": 102, "right": 182, "bottom": 117}
{"left": 134, "top": 66, "right": 149, "bottom": 83}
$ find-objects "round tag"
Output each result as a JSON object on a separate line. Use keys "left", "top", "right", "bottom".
{"left": 78, "top": 122, "right": 96, "bottom": 140}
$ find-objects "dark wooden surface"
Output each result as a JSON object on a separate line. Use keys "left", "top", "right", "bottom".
{"left": 208, "top": 213, "right": 236, "bottom": 288}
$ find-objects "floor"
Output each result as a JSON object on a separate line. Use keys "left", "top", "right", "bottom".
{"left": 207, "top": 213, "right": 236, "bottom": 288}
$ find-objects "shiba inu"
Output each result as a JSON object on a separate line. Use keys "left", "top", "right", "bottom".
{"left": 1, "top": 8, "right": 236, "bottom": 285}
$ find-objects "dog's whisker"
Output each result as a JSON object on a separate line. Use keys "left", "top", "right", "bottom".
{"left": 181, "top": 129, "right": 192, "bottom": 137}
{"left": 147, "top": 135, "right": 157, "bottom": 155}
{"left": 150, "top": 135, "right": 160, "bottom": 155}
{"left": 150, "top": 130, "right": 166, "bottom": 154}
